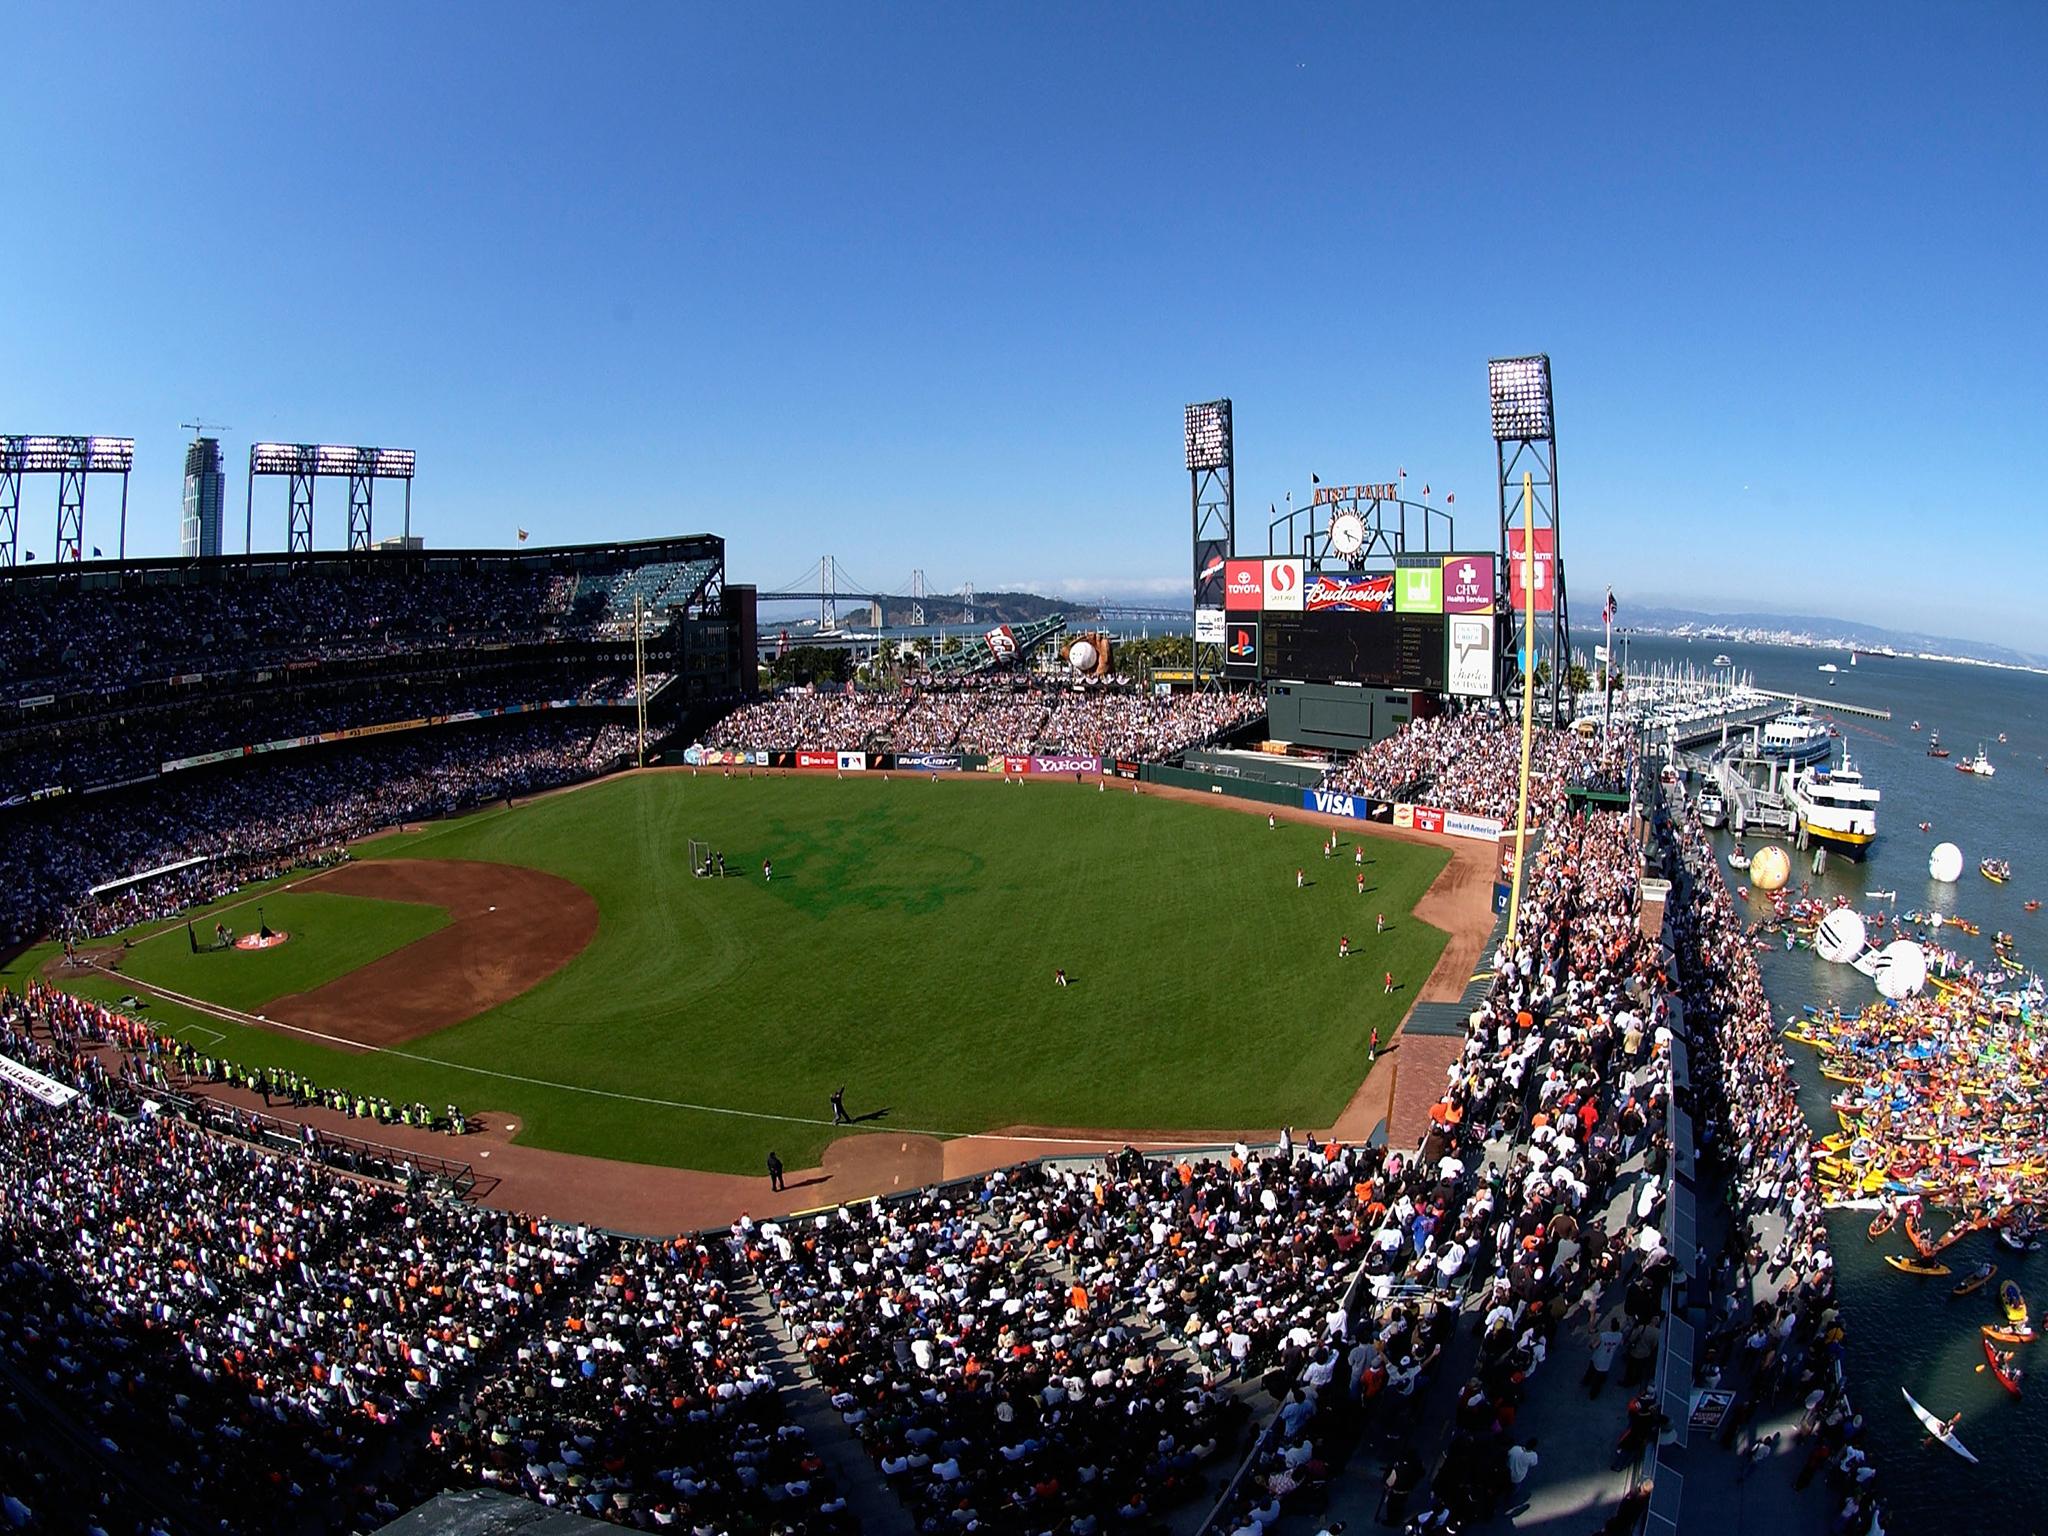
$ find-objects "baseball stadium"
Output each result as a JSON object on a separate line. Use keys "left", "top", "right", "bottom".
{"left": 0, "top": 359, "right": 1709, "bottom": 1536}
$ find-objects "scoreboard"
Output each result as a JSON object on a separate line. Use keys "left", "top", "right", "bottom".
{"left": 1261, "top": 611, "right": 1447, "bottom": 692}
{"left": 1221, "top": 552, "right": 1502, "bottom": 696}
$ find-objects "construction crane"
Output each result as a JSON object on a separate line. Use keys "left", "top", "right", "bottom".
{"left": 180, "top": 417, "right": 232, "bottom": 438}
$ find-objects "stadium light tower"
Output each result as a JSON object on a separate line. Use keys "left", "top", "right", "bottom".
{"left": 0, "top": 435, "right": 135, "bottom": 566}
{"left": 246, "top": 443, "right": 417, "bottom": 555}
{"left": 1185, "top": 399, "right": 1234, "bottom": 687}
{"left": 1488, "top": 356, "right": 1569, "bottom": 721}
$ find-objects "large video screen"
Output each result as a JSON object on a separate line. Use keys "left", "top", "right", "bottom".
{"left": 1261, "top": 610, "right": 1448, "bottom": 692}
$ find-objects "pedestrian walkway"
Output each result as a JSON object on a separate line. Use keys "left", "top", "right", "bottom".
{"left": 731, "top": 1272, "right": 918, "bottom": 1536}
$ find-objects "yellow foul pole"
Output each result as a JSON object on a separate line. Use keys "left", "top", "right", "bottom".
{"left": 1503, "top": 471, "right": 1537, "bottom": 948}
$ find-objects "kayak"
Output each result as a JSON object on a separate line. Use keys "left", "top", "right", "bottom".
{"left": 1983, "top": 1337, "right": 2022, "bottom": 1397}
{"left": 2000, "top": 1280, "right": 2029, "bottom": 1326}
{"left": 1887, "top": 1255, "right": 1952, "bottom": 1276}
{"left": 1868, "top": 1210, "right": 1897, "bottom": 1242}
{"left": 1904, "top": 1388, "right": 1979, "bottom": 1463}
{"left": 1954, "top": 1265, "right": 1998, "bottom": 1297}
{"left": 1983, "top": 1325, "right": 2038, "bottom": 1346}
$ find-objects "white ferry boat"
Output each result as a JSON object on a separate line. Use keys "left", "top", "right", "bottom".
{"left": 1786, "top": 749, "right": 1879, "bottom": 859}
{"left": 1754, "top": 709, "right": 1834, "bottom": 768}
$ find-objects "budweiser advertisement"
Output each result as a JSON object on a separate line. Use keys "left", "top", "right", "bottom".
{"left": 1442, "top": 553, "right": 1495, "bottom": 614}
{"left": 1303, "top": 570, "right": 1394, "bottom": 613}
{"left": 1505, "top": 529, "right": 1555, "bottom": 613}
{"left": 1223, "top": 559, "right": 1264, "bottom": 610}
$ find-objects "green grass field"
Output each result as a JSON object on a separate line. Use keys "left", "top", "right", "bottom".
{"left": 118, "top": 890, "right": 449, "bottom": 1012}
{"left": 12, "top": 774, "right": 1451, "bottom": 1172}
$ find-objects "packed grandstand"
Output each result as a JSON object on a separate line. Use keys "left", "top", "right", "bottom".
{"left": 0, "top": 543, "right": 1863, "bottom": 1536}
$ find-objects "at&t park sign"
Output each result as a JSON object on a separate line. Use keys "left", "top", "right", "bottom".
{"left": 1313, "top": 483, "right": 1399, "bottom": 506}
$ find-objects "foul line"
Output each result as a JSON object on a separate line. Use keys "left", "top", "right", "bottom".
{"left": 84, "top": 964, "right": 1237, "bottom": 1151}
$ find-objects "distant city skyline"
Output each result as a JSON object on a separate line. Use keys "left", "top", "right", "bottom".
{"left": 4, "top": 4, "right": 2042, "bottom": 648}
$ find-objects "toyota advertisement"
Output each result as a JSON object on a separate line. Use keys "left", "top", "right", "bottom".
{"left": 1223, "top": 559, "right": 1264, "bottom": 610}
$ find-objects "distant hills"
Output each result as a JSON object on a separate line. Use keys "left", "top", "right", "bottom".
{"left": 1619, "top": 603, "right": 2047, "bottom": 671}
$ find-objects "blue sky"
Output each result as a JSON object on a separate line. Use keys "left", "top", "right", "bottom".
{"left": 4, "top": 4, "right": 2044, "bottom": 646}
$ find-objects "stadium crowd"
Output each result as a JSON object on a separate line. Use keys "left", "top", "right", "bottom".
{"left": 0, "top": 716, "right": 637, "bottom": 947}
{"left": 0, "top": 992, "right": 849, "bottom": 1536}
{"left": 1318, "top": 709, "right": 1602, "bottom": 823}
{"left": 0, "top": 704, "right": 1807, "bottom": 1536}
{"left": 0, "top": 668, "right": 663, "bottom": 800}
{"left": 1664, "top": 801, "right": 1880, "bottom": 1530}
{"left": 705, "top": 680, "right": 1264, "bottom": 760}
{"left": 0, "top": 564, "right": 581, "bottom": 703}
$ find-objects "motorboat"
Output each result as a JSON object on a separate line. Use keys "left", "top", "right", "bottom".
{"left": 1926, "top": 730, "right": 1950, "bottom": 758}
{"left": 1786, "top": 749, "right": 1880, "bottom": 860}
{"left": 1713, "top": 653, "right": 1733, "bottom": 666}
{"left": 1957, "top": 746, "right": 1996, "bottom": 777}
{"left": 1818, "top": 662, "right": 1840, "bottom": 673}
{"left": 1982, "top": 858, "right": 2011, "bottom": 884}
{"left": 1697, "top": 784, "right": 1727, "bottom": 829}
{"left": 1728, "top": 845, "right": 1751, "bottom": 871}
{"left": 1911, "top": 720, "right": 1921, "bottom": 731}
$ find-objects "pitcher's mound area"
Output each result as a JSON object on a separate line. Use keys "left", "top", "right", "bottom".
{"left": 270, "top": 859, "right": 597, "bottom": 1047}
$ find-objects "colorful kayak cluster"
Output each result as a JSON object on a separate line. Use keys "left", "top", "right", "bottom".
{"left": 1789, "top": 984, "right": 2047, "bottom": 1218}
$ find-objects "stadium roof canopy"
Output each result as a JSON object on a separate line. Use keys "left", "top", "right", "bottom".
{"left": 0, "top": 532, "right": 726, "bottom": 594}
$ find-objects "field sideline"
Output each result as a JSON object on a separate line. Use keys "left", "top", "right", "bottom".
{"left": 12, "top": 771, "right": 1461, "bottom": 1175}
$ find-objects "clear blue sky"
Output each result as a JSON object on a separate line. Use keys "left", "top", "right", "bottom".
{"left": 4, "top": 4, "right": 2043, "bottom": 647}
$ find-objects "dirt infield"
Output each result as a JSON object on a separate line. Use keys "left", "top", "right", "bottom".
{"left": 268, "top": 859, "right": 598, "bottom": 1047}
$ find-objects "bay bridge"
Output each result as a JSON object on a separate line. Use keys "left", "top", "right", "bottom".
{"left": 753, "top": 555, "right": 1191, "bottom": 633}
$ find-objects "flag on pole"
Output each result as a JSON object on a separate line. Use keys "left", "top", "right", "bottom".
{"left": 516, "top": 528, "right": 530, "bottom": 543}
{"left": 1310, "top": 472, "right": 1321, "bottom": 485}
{"left": 1602, "top": 587, "right": 1617, "bottom": 624}
{"left": 1444, "top": 492, "right": 1455, "bottom": 506}
{"left": 1399, "top": 466, "right": 1406, "bottom": 479}
{"left": 1422, "top": 483, "right": 1431, "bottom": 498}
{"left": 92, "top": 546, "right": 102, "bottom": 557}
